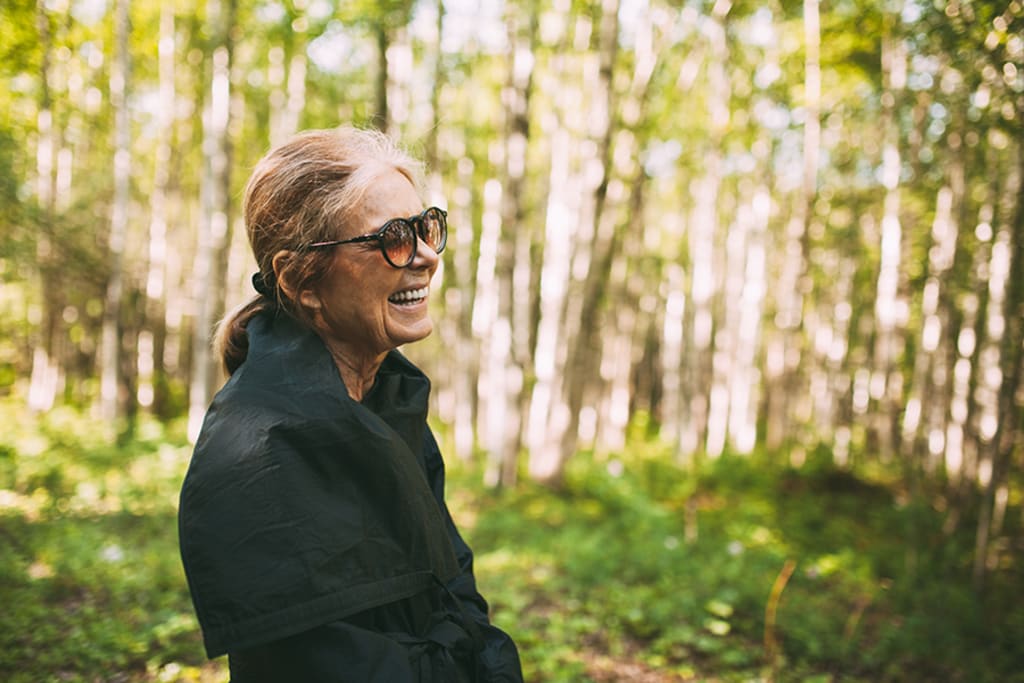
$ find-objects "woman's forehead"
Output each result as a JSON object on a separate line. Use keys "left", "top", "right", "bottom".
{"left": 349, "top": 168, "right": 422, "bottom": 230}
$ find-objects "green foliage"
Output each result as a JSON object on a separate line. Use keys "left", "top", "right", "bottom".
{"left": 458, "top": 446, "right": 1024, "bottom": 682}
{"left": 0, "top": 400, "right": 224, "bottom": 682}
{"left": 0, "top": 0, "right": 41, "bottom": 80}
{"left": 2, "top": 404, "right": 1022, "bottom": 681}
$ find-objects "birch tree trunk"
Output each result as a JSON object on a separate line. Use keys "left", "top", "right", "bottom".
{"left": 957, "top": 201, "right": 997, "bottom": 489}
{"left": 268, "top": 12, "right": 307, "bottom": 145}
{"left": 765, "top": 0, "right": 819, "bottom": 452}
{"left": 505, "top": 59, "right": 538, "bottom": 486}
{"left": 374, "top": 24, "right": 390, "bottom": 132}
{"left": 555, "top": 0, "right": 620, "bottom": 474}
{"left": 706, "top": 189, "right": 746, "bottom": 459}
{"left": 682, "top": 2, "right": 729, "bottom": 460}
{"left": 139, "top": 0, "right": 175, "bottom": 415}
{"left": 972, "top": 148, "right": 1023, "bottom": 590}
{"left": 387, "top": 26, "right": 413, "bottom": 134}
{"left": 422, "top": 0, "right": 472, "bottom": 456}
{"left": 932, "top": 139, "right": 967, "bottom": 484}
{"left": 596, "top": 165, "right": 642, "bottom": 455}
{"left": 900, "top": 185, "right": 957, "bottom": 469}
{"left": 659, "top": 11, "right": 706, "bottom": 451}
{"left": 660, "top": 259, "right": 686, "bottom": 446}
{"left": 526, "top": 1, "right": 579, "bottom": 484}
{"left": 99, "top": 0, "right": 131, "bottom": 423}
{"left": 283, "top": 34, "right": 307, "bottom": 140}
{"left": 594, "top": 6, "right": 659, "bottom": 454}
{"left": 423, "top": 0, "right": 445, "bottom": 181}
{"left": 826, "top": 256, "right": 856, "bottom": 467}
{"left": 726, "top": 188, "right": 769, "bottom": 455}
{"left": 474, "top": 174, "right": 503, "bottom": 470}
{"left": 870, "top": 26, "right": 907, "bottom": 462}
{"left": 441, "top": 153, "right": 480, "bottom": 461}
{"left": 188, "top": 0, "right": 236, "bottom": 441}
{"left": 482, "top": 3, "right": 537, "bottom": 488}
{"left": 525, "top": 126, "right": 576, "bottom": 482}
{"left": 28, "top": 0, "right": 60, "bottom": 413}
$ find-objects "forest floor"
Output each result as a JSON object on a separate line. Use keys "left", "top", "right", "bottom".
{"left": 1, "top": 401, "right": 1022, "bottom": 682}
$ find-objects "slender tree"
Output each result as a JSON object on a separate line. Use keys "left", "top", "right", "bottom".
{"left": 139, "top": 0, "right": 176, "bottom": 416}
{"left": 481, "top": 0, "right": 538, "bottom": 488}
{"left": 99, "top": 0, "right": 131, "bottom": 423}
{"left": 973, "top": 147, "right": 1023, "bottom": 590}
{"left": 188, "top": 0, "right": 237, "bottom": 440}
{"left": 683, "top": 0, "right": 730, "bottom": 460}
{"left": 27, "top": 0, "right": 60, "bottom": 413}
{"left": 870, "top": 13, "right": 908, "bottom": 462}
{"left": 556, "top": 0, "right": 621, "bottom": 472}
{"left": 525, "top": 0, "right": 580, "bottom": 484}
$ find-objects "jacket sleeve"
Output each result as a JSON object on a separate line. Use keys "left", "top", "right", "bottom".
{"left": 422, "top": 428, "right": 525, "bottom": 683}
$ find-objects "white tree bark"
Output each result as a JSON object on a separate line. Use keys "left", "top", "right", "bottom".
{"left": 526, "top": 120, "right": 578, "bottom": 481}
{"left": 28, "top": 0, "right": 60, "bottom": 413}
{"left": 727, "top": 190, "right": 770, "bottom": 454}
{"left": 973, "top": 152, "right": 1023, "bottom": 588}
{"left": 481, "top": 6, "right": 537, "bottom": 487}
{"left": 901, "top": 186, "right": 958, "bottom": 468}
{"left": 871, "top": 29, "right": 908, "bottom": 461}
{"left": 139, "top": 0, "right": 176, "bottom": 412}
{"left": 188, "top": 0, "right": 235, "bottom": 441}
{"left": 99, "top": 0, "right": 131, "bottom": 422}
{"left": 526, "top": 1, "right": 583, "bottom": 483}
{"left": 684, "top": 4, "right": 729, "bottom": 460}
{"left": 473, "top": 176, "right": 504, "bottom": 474}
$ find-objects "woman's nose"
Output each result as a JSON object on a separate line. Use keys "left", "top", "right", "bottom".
{"left": 411, "top": 237, "right": 440, "bottom": 270}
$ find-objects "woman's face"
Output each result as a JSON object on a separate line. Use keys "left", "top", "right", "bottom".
{"left": 311, "top": 168, "right": 441, "bottom": 363}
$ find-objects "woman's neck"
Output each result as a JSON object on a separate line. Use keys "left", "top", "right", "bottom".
{"left": 321, "top": 341, "right": 386, "bottom": 402}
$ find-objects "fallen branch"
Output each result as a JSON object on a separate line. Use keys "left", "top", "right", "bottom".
{"left": 764, "top": 558, "right": 798, "bottom": 680}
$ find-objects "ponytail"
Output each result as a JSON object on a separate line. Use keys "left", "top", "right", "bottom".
{"left": 214, "top": 296, "right": 275, "bottom": 376}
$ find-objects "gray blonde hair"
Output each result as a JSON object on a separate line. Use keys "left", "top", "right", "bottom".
{"left": 215, "top": 127, "right": 424, "bottom": 375}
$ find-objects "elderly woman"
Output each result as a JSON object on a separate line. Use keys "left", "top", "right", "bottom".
{"left": 178, "top": 127, "right": 523, "bottom": 682}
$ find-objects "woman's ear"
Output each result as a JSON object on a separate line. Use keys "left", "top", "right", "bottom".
{"left": 271, "top": 250, "right": 298, "bottom": 299}
{"left": 272, "top": 249, "right": 322, "bottom": 311}
{"left": 299, "top": 290, "right": 321, "bottom": 310}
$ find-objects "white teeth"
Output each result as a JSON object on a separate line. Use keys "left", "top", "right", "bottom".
{"left": 389, "top": 286, "right": 428, "bottom": 303}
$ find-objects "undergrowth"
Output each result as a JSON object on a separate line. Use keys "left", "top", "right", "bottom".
{"left": 0, "top": 400, "right": 1021, "bottom": 682}
{"left": 457, "top": 445, "right": 1024, "bottom": 682}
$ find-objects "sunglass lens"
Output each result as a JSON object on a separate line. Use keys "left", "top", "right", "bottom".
{"left": 420, "top": 208, "right": 446, "bottom": 253}
{"left": 380, "top": 221, "right": 415, "bottom": 267}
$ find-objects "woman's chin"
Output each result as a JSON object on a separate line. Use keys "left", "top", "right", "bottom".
{"left": 387, "top": 315, "right": 433, "bottom": 347}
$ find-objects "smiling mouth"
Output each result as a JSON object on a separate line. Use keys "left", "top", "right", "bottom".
{"left": 388, "top": 286, "right": 429, "bottom": 306}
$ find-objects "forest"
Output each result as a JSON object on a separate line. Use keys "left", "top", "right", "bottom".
{"left": 1, "top": 0, "right": 1022, "bottom": 680}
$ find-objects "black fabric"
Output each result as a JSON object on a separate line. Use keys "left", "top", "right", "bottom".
{"left": 179, "top": 311, "right": 522, "bottom": 681}
{"left": 223, "top": 474, "right": 525, "bottom": 681}
{"left": 226, "top": 590, "right": 474, "bottom": 682}
{"left": 224, "top": 436, "right": 528, "bottom": 679}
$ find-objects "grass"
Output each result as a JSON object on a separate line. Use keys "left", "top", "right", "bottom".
{"left": 458, "top": 446, "right": 1024, "bottom": 682}
{"left": 1, "top": 399, "right": 1022, "bottom": 682}
{"left": 0, "top": 404, "right": 223, "bottom": 682}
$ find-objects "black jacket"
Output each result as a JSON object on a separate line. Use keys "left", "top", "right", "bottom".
{"left": 178, "top": 312, "right": 522, "bottom": 682}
